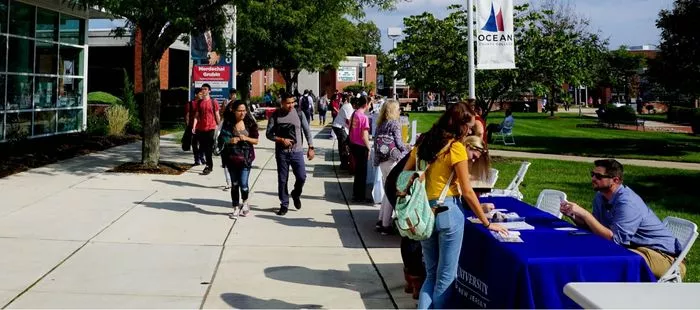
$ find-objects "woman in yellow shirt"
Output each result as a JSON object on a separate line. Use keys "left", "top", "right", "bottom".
{"left": 404, "top": 102, "right": 507, "bottom": 309}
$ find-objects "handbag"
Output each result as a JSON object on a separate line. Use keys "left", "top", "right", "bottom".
{"left": 394, "top": 144, "right": 454, "bottom": 241}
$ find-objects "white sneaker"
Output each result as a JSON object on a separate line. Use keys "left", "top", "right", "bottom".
{"left": 228, "top": 206, "right": 240, "bottom": 219}
{"left": 240, "top": 202, "right": 250, "bottom": 217}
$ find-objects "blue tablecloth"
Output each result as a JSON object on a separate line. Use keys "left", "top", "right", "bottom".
{"left": 453, "top": 197, "right": 655, "bottom": 309}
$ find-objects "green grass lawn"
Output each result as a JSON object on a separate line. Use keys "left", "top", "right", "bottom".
{"left": 638, "top": 113, "right": 670, "bottom": 123}
{"left": 409, "top": 111, "right": 700, "bottom": 163}
{"left": 491, "top": 157, "right": 700, "bottom": 282}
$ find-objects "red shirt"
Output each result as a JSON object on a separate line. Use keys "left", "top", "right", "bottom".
{"left": 185, "top": 100, "right": 198, "bottom": 125}
{"left": 196, "top": 98, "right": 220, "bottom": 131}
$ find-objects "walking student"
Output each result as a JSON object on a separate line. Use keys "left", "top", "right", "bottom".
{"left": 266, "top": 93, "right": 315, "bottom": 216}
{"left": 220, "top": 100, "right": 259, "bottom": 219}
{"left": 191, "top": 83, "right": 221, "bottom": 175}
{"left": 185, "top": 88, "right": 205, "bottom": 165}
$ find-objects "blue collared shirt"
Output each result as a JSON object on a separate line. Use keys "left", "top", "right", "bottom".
{"left": 593, "top": 185, "right": 681, "bottom": 256}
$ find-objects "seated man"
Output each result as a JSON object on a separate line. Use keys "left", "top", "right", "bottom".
{"left": 486, "top": 109, "right": 514, "bottom": 142}
{"left": 560, "top": 159, "right": 685, "bottom": 279}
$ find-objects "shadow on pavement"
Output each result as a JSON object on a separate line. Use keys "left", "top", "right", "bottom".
{"left": 219, "top": 293, "right": 322, "bottom": 309}
{"left": 331, "top": 209, "right": 401, "bottom": 249}
{"left": 264, "top": 264, "right": 399, "bottom": 309}
{"left": 152, "top": 179, "right": 221, "bottom": 189}
{"left": 255, "top": 214, "right": 337, "bottom": 228}
{"left": 136, "top": 201, "right": 228, "bottom": 215}
{"left": 174, "top": 198, "right": 231, "bottom": 208}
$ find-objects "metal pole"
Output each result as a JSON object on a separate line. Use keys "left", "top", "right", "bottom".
{"left": 392, "top": 39, "right": 398, "bottom": 99}
{"left": 467, "top": 0, "right": 476, "bottom": 99}
{"left": 232, "top": 5, "right": 237, "bottom": 91}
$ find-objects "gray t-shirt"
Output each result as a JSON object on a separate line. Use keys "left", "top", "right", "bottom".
{"left": 266, "top": 108, "right": 313, "bottom": 153}
{"left": 593, "top": 185, "right": 681, "bottom": 256}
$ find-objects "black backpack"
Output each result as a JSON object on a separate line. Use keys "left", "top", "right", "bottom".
{"left": 301, "top": 96, "right": 311, "bottom": 111}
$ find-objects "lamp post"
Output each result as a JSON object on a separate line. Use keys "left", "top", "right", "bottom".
{"left": 388, "top": 27, "right": 402, "bottom": 99}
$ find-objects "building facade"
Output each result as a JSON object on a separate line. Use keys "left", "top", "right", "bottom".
{"left": 0, "top": 0, "right": 97, "bottom": 142}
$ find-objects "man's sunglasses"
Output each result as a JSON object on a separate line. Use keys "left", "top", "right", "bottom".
{"left": 591, "top": 171, "right": 613, "bottom": 179}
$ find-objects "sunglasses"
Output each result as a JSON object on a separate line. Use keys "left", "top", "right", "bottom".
{"left": 590, "top": 171, "right": 613, "bottom": 179}
{"left": 470, "top": 145, "right": 487, "bottom": 154}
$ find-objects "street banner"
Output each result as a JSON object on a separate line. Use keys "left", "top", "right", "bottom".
{"left": 477, "top": 0, "right": 516, "bottom": 69}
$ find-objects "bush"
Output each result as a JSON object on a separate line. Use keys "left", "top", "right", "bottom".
{"left": 121, "top": 68, "right": 141, "bottom": 134}
{"left": 88, "top": 91, "right": 123, "bottom": 106}
{"left": 268, "top": 82, "right": 285, "bottom": 94}
{"left": 87, "top": 113, "right": 108, "bottom": 136}
{"left": 692, "top": 111, "right": 700, "bottom": 135}
{"left": 343, "top": 83, "right": 367, "bottom": 95}
{"left": 250, "top": 96, "right": 264, "bottom": 104}
{"left": 668, "top": 106, "right": 699, "bottom": 124}
{"left": 106, "top": 105, "right": 130, "bottom": 136}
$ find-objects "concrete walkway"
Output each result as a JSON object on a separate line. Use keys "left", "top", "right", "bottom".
{"left": 0, "top": 129, "right": 413, "bottom": 309}
{"left": 489, "top": 150, "right": 700, "bottom": 171}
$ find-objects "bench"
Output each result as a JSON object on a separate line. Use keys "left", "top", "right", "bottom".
{"left": 595, "top": 110, "right": 646, "bottom": 131}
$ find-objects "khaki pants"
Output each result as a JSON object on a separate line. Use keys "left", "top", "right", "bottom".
{"left": 630, "top": 246, "right": 686, "bottom": 280}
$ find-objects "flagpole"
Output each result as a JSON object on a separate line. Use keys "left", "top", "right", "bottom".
{"left": 467, "top": 0, "right": 476, "bottom": 99}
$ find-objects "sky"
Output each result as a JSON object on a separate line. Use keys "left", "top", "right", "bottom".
{"left": 365, "top": 0, "right": 675, "bottom": 52}
{"left": 89, "top": 0, "right": 674, "bottom": 52}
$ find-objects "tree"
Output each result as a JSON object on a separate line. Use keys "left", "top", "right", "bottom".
{"left": 652, "top": 0, "right": 700, "bottom": 106}
{"left": 600, "top": 47, "right": 646, "bottom": 101}
{"left": 515, "top": 0, "right": 607, "bottom": 115}
{"left": 235, "top": 0, "right": 398, "bottom": 93}
{"left": 392, "top": 10, "right": 469, "bottom": 102}
{"left": 70, "top": 0, "right": 233, "bottom": 168}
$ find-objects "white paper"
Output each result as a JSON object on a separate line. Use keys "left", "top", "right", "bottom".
{"left": 500, "top": 221, "right": 535, "bottom": 230}
{"left": 491, "top": 231, "right": 523, "bottom": 242}
{"left": 555, "top": 227, "right": 578, "bottom": 231}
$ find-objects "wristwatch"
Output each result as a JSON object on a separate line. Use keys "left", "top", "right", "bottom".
{"left": 484, "top": 222, "right": 491, "bottom": 228}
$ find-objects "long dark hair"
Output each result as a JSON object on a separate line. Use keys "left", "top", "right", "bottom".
{"left": 228, "top": 100, "right": 258, "bottom": 133}
{"left": 417, "top": 101, "right": 475, "bottom": 163}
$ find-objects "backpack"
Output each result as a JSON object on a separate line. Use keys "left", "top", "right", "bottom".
{"left": 374, "top": 122, "right": 402, "bottom": 164}
{"left": 394, "top": 146, "right": 454, "bottom": 241}
{"left": 301, "top": 96, "right": 311, "bottom": 111}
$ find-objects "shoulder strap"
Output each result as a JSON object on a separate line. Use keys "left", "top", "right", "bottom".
{"left": 348, "top": 110, "right": 357, "bottom": 131}
{"left": 437, "top": 172, "right": 455, "bottom": 204}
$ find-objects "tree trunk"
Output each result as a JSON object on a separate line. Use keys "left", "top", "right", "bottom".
{"left": 238, "top": 71, "right": 252, "bottom": 102}
{"left": 281, "top": 71, "right": 294, "bottom": 93}
{"left": 141, "top": 49, "right": 161, "bottom": 168}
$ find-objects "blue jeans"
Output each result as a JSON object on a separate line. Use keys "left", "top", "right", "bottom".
{"left": 226, "top": 165, "right": 251, "bottom": 206}
{"left": 275, "top": 151, "right": 306, "bottom": 209}
{"left": 418, "top": 196, "right": 465, "bottom": 309}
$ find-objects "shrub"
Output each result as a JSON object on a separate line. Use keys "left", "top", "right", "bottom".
{"left": 122, "top": 68, "right": 141, "bottom": 134}
{"left": 250, "top": 96, "right": 264, "bottom": 104}
{"left": 668, "top": 106, "right": 698, "bottom": 124}
{"left": 106, "top": 105, "right": 130, "bottom": 136}
{"left": 87, "top": 113, "right": 108, "bottom": 136}
{"left": 343, "top": 83, "right": 366, "bottom": 94}
{"left": 268, "top": 82, "right": 285, "bottom": 94}
{"left": 88, "top": 91, "right": 123, "bottom": 106}
{"left": 692, "top": 111, "right": 700, "bottom": 135}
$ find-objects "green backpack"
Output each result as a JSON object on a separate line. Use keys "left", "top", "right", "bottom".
{"left": 394, "top": 149, "right": 455, "bottom": 241}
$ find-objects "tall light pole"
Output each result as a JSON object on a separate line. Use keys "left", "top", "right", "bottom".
{"left": 388, "top": 27, "right": 402, "bottom": 99}
{"left": 232, "top": 5, "right": 237, "bottom": 91}
{"left": 467, "top": 0, "right": 476, "bottom": 99}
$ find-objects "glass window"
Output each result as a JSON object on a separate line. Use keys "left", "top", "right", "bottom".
{"left": 9, "top": 0, "right": 34, "bottom": 37}
{"left": 59, "top": 45, "right": 83, "bottom": 76}
{"left": 0, "top": 75, "right": 5, "bottom": 111}
{"left": 7, "top": 75, "right": 33, "bottom": 110}
{"left": 34, "top": 110, "right": 56, "bottom": 135}
{"left": 36, "top": 8, "right": 59, "bottom": 42}
{"left": 8, "top": 37, "right": 34, "bottom": 73}
{"left": 0, "top": 113, "right": 4, "bottom": 141}
{"left": 0, "top": 36, "right": 6, "bottom": 72}
{"left": 59, "top": 14, "right": 84, "bottom": 45}
{"left": 34, "top": 77, "right": 57, "bottom": 109}
{"left": 58, "top": 77, "right": 82, "bottom": 108}
{"left": 36, "top": 41, "right": 58, "bottom": 74}
{"left": 5, "top": 111, "right": 32, "bottom": 138}
{"left": 58, "top": 109, "right": 81, "bottom": 132}
{"left": 0, "top": 0, "right": 7, "bottom": 34}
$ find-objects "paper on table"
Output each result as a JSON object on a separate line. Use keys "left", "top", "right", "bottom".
{"left": 500, "top": 221, "right": 535, "bottom": 230}
{"left": 491, "top": 231, "right": 523, "bottom": 242}
{"left": 555, "top": 227, "right": 578, "bottom": 231}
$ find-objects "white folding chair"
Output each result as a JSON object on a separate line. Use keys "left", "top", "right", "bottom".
{"left": 487, "top": 168, "right": 499, "bottom": 187}
{"left": 409, "top": 120, "right": 418, "bottom": 145}
{"left": 493, "top": 122, "right": 515, "bottom": 145}
{"left": 484, "top": 161, "right": 531, "bottom": 200}
{"left": 535, "top": 189, "right": 566, "bottom": 219}
{"left": 658, "top": 216, "right": 698, "bottom": 283}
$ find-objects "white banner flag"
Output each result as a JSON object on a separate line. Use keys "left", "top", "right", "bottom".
{"left": 477, "top": 0, "right": 516, "bottom": 69}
